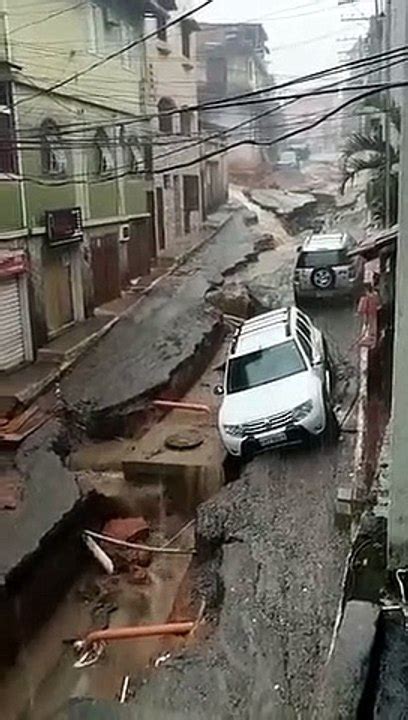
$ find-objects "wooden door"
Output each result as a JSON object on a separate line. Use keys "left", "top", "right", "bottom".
{"left": 91, "top": 234, "right": 120, "bottom": 307}
{"left": 146, "top": 191, "right": 157, "bottom": 260}
{"left": 173, "top": 175, "right": 182, "bottom": 236}
{"left": 156, "top": 187, "right": 166, "bottom": 251}
{"left": 128, "top": 218, "right": 151, "bottom": 278}
{"left": 44, "top": 247, "right": 74, "bottom": 335}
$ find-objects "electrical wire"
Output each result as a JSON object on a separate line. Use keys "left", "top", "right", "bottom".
{"left": 20, "top": 43, "right": 408, "bottom": 136}
{"left": 5, "top": 79, "right": 406, "bottom": 185}
{"left": 14, "top": 0, "right": 213, "bottom": 108}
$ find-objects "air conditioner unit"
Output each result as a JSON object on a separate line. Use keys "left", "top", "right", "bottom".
{"left": 119, "top": 225, "right": 130, "bottom": 242}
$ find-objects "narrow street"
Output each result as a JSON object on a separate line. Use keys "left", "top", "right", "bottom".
{"left": 124, "top": 273, "right": 361, "bottom": 720}
{"left": 0, "top": 170, "right": 363, "bottom": 720}
{"left": 1, "top": 0, "right": 407, "bottom": 716}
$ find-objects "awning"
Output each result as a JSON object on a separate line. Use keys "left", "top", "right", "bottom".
{"left": 349, "top": 225, "right": 398, "bottom": 261}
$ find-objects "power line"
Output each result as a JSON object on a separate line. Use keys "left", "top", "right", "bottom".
{"left": 7, "top": 80, "right": 407, "bottom": 185}
{"left": 14, "top": 0, "right": 213, "bottom": 108}
{"left": 30, "top": 43, "right": 408, "bottom": 136}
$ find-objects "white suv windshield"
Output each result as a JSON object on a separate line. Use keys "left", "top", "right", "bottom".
{"left": 227, "top": 340, "right": 306, "bottom": 394}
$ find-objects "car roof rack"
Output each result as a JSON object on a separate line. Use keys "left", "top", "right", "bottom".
{"left": 230, "top": 308, "right": 291, "bottom": 349}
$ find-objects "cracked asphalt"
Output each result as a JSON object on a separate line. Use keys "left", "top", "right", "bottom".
{"left": 129, "top": 296, "right": 360, "bottom": 720}
{"left": 68, "top": 235, "right": 360, "bottom": 720}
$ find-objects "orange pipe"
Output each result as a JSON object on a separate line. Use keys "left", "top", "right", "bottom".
{"left": 153, "top": 400, "right": 210, "bottom": 413}
{"left": 84, "top": 621, "right": 195, "bottom": 647}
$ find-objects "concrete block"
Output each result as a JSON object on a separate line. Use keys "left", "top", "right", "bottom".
{"left": 316, "top": 600, "right": 380, "bottom": 719}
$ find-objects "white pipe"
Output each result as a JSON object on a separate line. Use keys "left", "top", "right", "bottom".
{"left": 84, "top": 535, "right": 115, "bottom": 575}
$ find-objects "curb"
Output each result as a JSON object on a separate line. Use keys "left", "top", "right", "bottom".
{"left": 336, "top": 346, "right": 369, "bottom": 523}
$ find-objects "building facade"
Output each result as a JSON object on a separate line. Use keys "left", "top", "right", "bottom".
{"left": 197, "top": 23, "right": 277, "bottom": 173}
{"left": 0, "top": 0, "right": 158, "bottom": 371}
{"left": 144, "top": 0, "right": 203, "bottom": 258}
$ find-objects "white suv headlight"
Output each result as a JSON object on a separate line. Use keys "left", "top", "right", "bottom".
{"left": 293, "top": 400, "right": 313, "bottom": 422}
{"left": 223, "top": 424, "right": 244, "bottom": 437}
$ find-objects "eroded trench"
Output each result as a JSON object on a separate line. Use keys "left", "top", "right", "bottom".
{"left": 0, "top": 191, "right": 336, "bottom": 718}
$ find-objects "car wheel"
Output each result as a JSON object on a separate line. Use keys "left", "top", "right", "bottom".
{"left": 311, "top": 266, "right": 335, "bottom": 290}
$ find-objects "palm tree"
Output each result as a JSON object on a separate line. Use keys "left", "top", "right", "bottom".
{"left": 340, "top": 97, "right": 400, "bottom": 226}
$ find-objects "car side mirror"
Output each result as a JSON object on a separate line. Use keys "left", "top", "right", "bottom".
{"left": 296, "top": 245, "right": 302, "bottom": 253}
{"left": 213, "top": 384, "right": 224, "bottom": 397}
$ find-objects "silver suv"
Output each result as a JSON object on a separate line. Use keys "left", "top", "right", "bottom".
{"left": 293, "top": 232, "right": 363, "bottom": 302}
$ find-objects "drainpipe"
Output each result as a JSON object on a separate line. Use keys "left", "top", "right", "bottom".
{"left": 384, "top": 0, "right": 392, "bottom": 228}
{"left": 388, "top": 0, "right": 408, "bottom": 569}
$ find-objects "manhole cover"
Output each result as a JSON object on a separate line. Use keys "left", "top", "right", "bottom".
{"left": 165, "top": 429, "right": 204, "bottom": 450}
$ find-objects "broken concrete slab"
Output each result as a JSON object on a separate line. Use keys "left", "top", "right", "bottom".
{"left": 248, "top": 187, "right": 317, "bottom": 217}
{"left": 61, "top": 211, "right": 260, "bottom": 438}
{"left": 206, "top": 281, "right": 252, "bottom": 317}
{"left": 315, "top": 601, "right": 380, "bottom": 719}
{"left": 0, "top": 420, "right": 79, "bottom": 583}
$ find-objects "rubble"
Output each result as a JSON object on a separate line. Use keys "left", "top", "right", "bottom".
{"left": 248, "top": 187, "right": 317, "bottom": 223}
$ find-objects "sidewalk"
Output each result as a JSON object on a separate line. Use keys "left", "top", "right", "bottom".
{"left": 0, "top": 207, "right": 235, "bottom": 419}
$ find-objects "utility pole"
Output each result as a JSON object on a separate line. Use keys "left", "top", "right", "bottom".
{"left": 388, "top": 0, "right": 408, "bottom": 569}
{"left": 384, "top": 0, "right": 392, "bottom": 227}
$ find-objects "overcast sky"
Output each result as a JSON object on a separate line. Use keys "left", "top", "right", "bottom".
{"left": 197, "top": 0, "right": 377, "bottom": 79}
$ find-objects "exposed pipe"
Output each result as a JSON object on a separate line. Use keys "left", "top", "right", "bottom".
{"left": 83, "top": 621, "right": 195, "bottom": 647}
{"left": 152, "top": 399, "right": 211, "bottom": 413}
{"left": 83, "top": 534, "right": 115, "bottom": 574}
{"left": 84, "top": 529, "right": 195, "bottom": 555}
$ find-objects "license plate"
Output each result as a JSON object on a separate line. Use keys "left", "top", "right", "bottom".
{"left": 261, "top": 432, "right": 286, "bottom": 447}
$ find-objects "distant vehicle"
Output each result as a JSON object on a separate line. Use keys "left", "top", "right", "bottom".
{"left": 215, "top": 307, "right": 338, "bottom": 459}
{"left": 293, "top": 232, "right": 363, "bottom": 303}
{"left": 276, "top": 150, "right": 298, "bottom": 169}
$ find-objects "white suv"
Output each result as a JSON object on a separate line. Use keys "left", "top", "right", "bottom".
{"left": 216, "top": 307, "right": 337, "bottom": 458}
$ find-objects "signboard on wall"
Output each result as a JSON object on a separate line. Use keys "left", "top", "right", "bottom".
{"left": 0, "top": 250, "right": 27, "bottom": 278}
{"left": 45, "top": 207, "right": 83, "bottom": 247}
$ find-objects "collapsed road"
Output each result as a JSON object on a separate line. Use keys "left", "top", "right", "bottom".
{"left": 60, "top": 189, "right": 362, "bottom": 718}
{"left": 61, "top": 207, "right": 276, "bottom": 438}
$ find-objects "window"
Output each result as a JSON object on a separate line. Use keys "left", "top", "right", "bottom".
{"left": 0, "top": 83, "right": 17, "bottom": 174}
{"left": 121, "top": 23, "right": 134, "bottom": 69}
{"left": 180, "top": 107, "right": 192, "bottom": 136}
{"left": 227, "top": 341, "right": 306, "bottom": 394}
{"left": 158, "top": 97, "right": 176, "bottom": 134}
{"left": 41, "top": 119, "right": 67, "bottom": 176}
{"left": 127, "top": 135, "right": 142, "bottom": 174}
{"left": 183, "top": 174, "right": 199, "bottom": 211}
{"left": 95, "top": 129, "right": 114, "bottom": 175}
{"left": 181, "top": 21, "right": 191, "bottom": 58}
{"left": 156, "top": 14, "right": 167, "bottom": 42}
{"left": 88, "top": 3, "right": 104, "bottom": 54}
{"left": 163, "top": 174, "right": 171, "bottom": 189}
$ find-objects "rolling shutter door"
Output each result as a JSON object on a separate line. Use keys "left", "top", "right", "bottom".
{"left": 0, "top": 276, "right": 24, "bottom": 370}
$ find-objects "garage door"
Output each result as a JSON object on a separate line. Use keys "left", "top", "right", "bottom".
{"left": 0, "top": 276, "right": 24, "bottom": 370}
